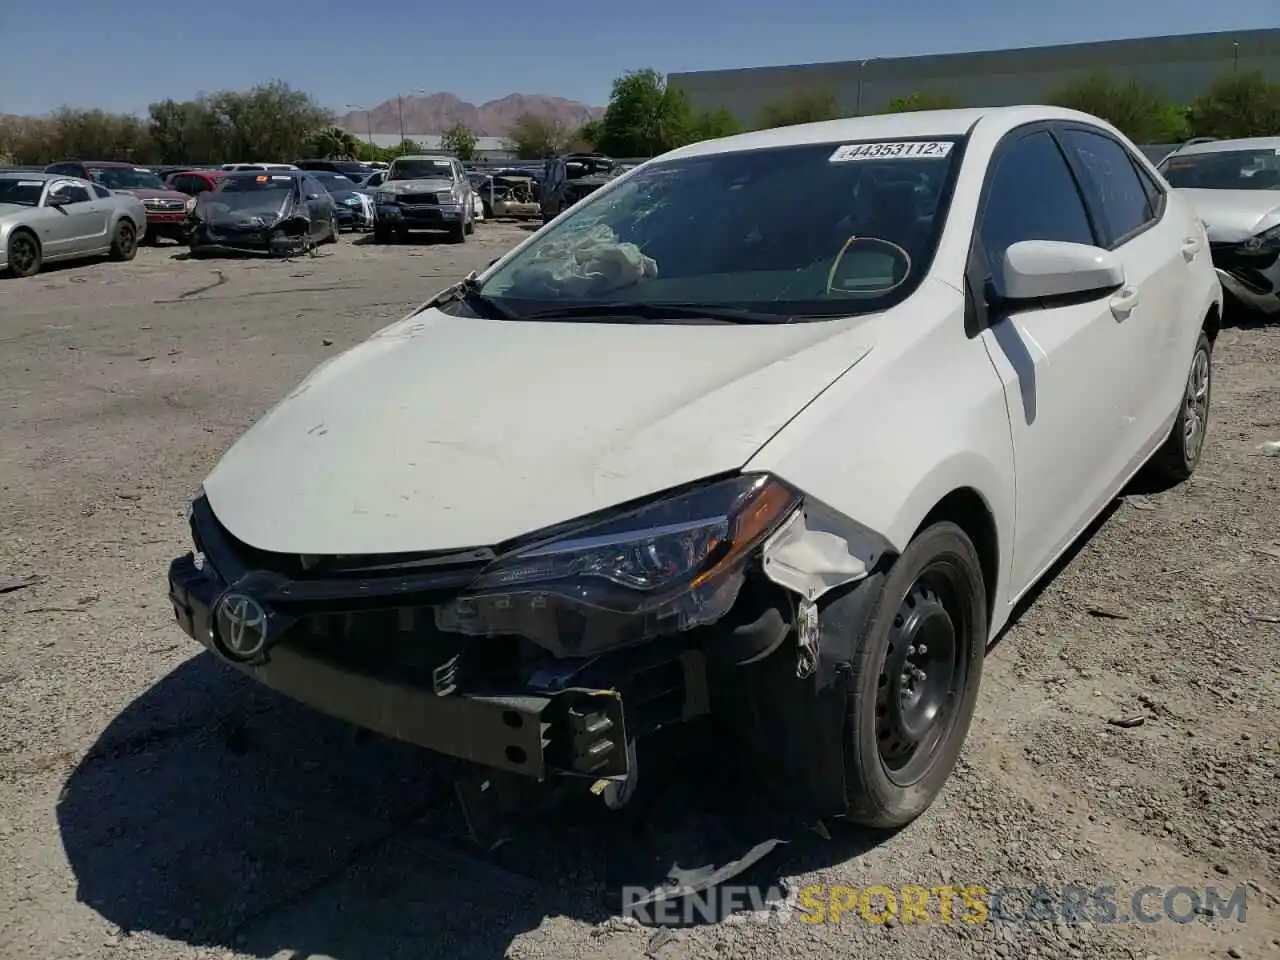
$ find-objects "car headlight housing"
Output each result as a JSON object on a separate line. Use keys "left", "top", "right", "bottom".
{"left": 185, "top": 195, "right": 196, "bottom": 211}
{"left": 435, "top": 474, "right": 801, "bottom": 654}
{"left": 437, "top": 190, "right": 457, "bottom": 203}
{"left": 376, "top": 191, "right": 396, "bottom": 205}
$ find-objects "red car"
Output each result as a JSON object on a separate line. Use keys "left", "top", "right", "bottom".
{"left": 164, "top": 169, "right": 227, "bottom": 197}
{"left": 44, "top": 160, "right": 194, "bottom": 243}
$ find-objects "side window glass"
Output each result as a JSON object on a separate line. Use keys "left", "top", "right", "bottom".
{"left": 1132, "top": 158, "right": 1165, "bottom": 215}
{"left": 1059, "top": 128, "right": 1154, "bottom": 245}
{"left": 50, "top": 182, "right": 91, "bottom": 204}
{"left": 979, "top": 130, "right": 1095, "bottom": 292}
{"left": 92, "top": 184, "right": 111, "bottom": 199}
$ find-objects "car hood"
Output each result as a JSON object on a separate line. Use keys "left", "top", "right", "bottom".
{"left": 110, "top": 186, "right": 186, "bottom": 201}
{"left": 203, "top": 308, "right": 878, "bottom": 555}
{"left": 1180, "top": 188, "right": 1280, "bottom": 241}
{"left": 382, "top": 178, "right": 454, "bottom": 193}
{"left": 0, "top": 203, "right": 36, "bottom": 221}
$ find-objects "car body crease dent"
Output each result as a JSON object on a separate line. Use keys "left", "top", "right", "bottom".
{"left": 761, "top": 502, "right": 891, "bottom": 602}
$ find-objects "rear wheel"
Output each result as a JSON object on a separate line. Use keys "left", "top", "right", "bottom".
{"left": 1143, "top": 330, "right": 1212, "bottom": 484}
{"left": 109, "top": 219, "right": 137, "bottom": 261}
{"left": 834, "top": 521, "right": 987, "bottom": 828}
{"left": 4, "top": 230, "right": 41, "bottom": 278}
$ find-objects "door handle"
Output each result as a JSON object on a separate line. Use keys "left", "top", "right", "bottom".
{"left": 1182, "top": 237, "right": 1202, "bottom": 261}
{"left": 1110, "top": 286, "right": 1139, "bottom": 320}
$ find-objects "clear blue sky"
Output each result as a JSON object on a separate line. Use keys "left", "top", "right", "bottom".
{"left": 0, "top": 0, "right": 1273, "bottom": 116}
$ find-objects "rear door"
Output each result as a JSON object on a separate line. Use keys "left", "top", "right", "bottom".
{"left": 972, "top": 125, "right": 1138, "bottom": 596}
{"left": 1054, "top": 124, "right": 1191, "bottom": 454}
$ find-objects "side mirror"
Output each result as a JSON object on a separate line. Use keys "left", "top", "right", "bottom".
{"left": 1001, "top": 240, "right": 1124, "bottom": 303}
{"left": 47, "top": 193, "right": 72, "bottom": 209}
{"left": 305, "top": 192, "right": 322, "bottom": 200}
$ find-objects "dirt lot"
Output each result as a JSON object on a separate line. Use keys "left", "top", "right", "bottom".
{"left": 1, "top": 227, "right": 1278, "bottom": 960}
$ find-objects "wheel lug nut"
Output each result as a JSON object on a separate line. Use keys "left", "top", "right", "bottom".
{"left": 917, "top": 644, "right": 927, "bottom": 655}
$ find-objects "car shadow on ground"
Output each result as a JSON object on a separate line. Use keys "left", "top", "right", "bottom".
{"left": 58, "top": 654, "right": 883, "bottom": 958}
{"left": 351, "top": 233, "right": 453, "bottom": 247}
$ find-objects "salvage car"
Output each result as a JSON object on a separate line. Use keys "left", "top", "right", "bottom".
{"left": 539, "top": 152, "right": 616, "bottom": 222}
{"left": 311, "top": 171, "right": 375, "bottom": 231}
{"left": 1, "top": 172, "right": 144, "bottom": 277}
{"left": 187, "top": 171, "right": 339, "bottom": 256}
{"left": 44, "top": 160, "right": 194, "bottom": 244}
{"left": 479, "top": 171, "right": 541, "bottom": 220}
{"left": 1159, "top": 135, "right": 1280, "bottom": 317}
{"left": 373, "top": 154, "right": 475, "bottom": 243}
{"left": 168, "top": 107, "right": 1221, "bottom": 829}
{"left": 165, "top": 169, "right": 227, "bottom": 197}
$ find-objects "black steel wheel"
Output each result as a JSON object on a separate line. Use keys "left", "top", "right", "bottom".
{"left": 373, "top": 224, "right": 391, "bottom": 244}
{"left": 1144, "top": 329, "right": 1212, "bottom": 485}
{"left": 109, "top": 219, "right": 137, "bottom": 261}
{"left": 5, "top": 230, "right": 41, "bottom": 278}
{"left": 838, "top": 521, "right": 986, "bottom": 828}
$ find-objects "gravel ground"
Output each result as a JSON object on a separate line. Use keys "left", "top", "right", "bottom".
{"left": 1, "top": 227, "right": 1277, "bottom": 960}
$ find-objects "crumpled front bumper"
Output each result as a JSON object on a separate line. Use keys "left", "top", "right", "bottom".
{"left": 1209, "top": 241, "right": 1280, "bottom": 315}
{"left": 189, "top": 220, "right": 311, "bottom": 256}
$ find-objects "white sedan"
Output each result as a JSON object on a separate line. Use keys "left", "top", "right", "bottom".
{"left": 167, "top": 106, "right": 1221, "bottom": 829}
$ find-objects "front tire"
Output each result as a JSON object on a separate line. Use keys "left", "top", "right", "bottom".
{"left": 1143, "top": 330, "right": 1211, "bottom": 484}
{"left": 373, "top": 224, "right": 391, "bottom": 244}
{"left": 4, "top": 230, "right": 42, "bottom": 278}
{"left": 109, "top": 219, "right": 137, "bottom": 261}
{"left": 324, "top": 213, "right": 339, "bottom": 244}
{"left": 837, "top": 521, "right": 987, "bottom": 828}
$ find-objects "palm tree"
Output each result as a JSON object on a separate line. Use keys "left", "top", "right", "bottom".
{"left": 308, "top": 126, "right": 361, "bottom": 159}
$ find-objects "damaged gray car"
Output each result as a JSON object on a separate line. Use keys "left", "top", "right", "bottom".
{"left": 187, "top": 171, "right": 340, "bottom": 257}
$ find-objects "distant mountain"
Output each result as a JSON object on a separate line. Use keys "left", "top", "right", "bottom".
{"left": 337, "top": 93, "right": 604, "bottom": 138}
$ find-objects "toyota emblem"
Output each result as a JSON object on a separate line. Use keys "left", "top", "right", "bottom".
{"left": 214, "top": 592, "right": 270, "bottom": 661}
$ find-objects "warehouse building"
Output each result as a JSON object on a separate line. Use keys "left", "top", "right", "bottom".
{"left": 360, "top": 133, "right": 515, "bottom": 160}
{"left": 668, "top": 28, "right": 1280, "bottom": 126}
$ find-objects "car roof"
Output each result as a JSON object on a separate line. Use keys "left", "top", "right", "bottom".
{"left": 0, "top": 170, "right": 56, "bottom": 181}
{"left": 1173, "top": 136, "right": 1280, "bottom": 156}
{"left": 660, "top": 105, "right": 1116, "bottom": 161}
{"left": 394, "top": 154, "right": 455, "bottom": 161}
{"left": 224, "top": 170, "right": 303, "bottom": 179}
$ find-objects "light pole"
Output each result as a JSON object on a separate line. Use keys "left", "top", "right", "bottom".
{"left": 396, "top": 89, "right": 430, "bottom": 154}
{"left": 855, "top": 58, "right": 878, "bottom": 115}
{"left": 1232, "top": 41, "right": 1240, "bottom": 73}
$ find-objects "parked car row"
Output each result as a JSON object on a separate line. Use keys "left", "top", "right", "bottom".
{"left": 166, "top": 106, "right": 1263, "bottom": 837}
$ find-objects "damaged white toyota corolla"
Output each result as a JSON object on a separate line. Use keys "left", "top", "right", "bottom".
{"left": 169, "top": 106, "right": 1222, "bottom": 829}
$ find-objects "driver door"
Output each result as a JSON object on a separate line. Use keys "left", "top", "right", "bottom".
{"left": 973, "top": 126, "right": 1138, "bottom": 598}
{"left": 41, "top": 180, "right": 105, "bottom": 257}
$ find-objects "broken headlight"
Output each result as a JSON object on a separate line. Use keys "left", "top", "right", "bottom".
{"left": 436, "top": 474, "right": 801, "bottom": 655}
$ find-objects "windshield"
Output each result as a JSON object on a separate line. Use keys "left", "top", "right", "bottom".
{"left": 0, "top": 177, "right": 44, "bottom": 206}
{"left": 88, "top": 167, "right": 165, "bottom": 190}
{"left": 389, "top": 158, "right": 454, "bottom": 181}
{"left": 314, "top": 173, "right": 356, "bottom": 193}
{"left": 478, "top": 138, "right": 962, "bottom": 320}
{"left": 1160, "top": 148, "right": 1280, "bottom": 190}
{"left": 204, "top": 175, "right": 297, "bottom": 213}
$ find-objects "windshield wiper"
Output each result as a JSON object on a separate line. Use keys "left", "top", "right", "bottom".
{"left": 428, "top": 273, "right": 517, "bottom": 321}
{"left": 522, "top": 301, "right": 792, "bottom": 324}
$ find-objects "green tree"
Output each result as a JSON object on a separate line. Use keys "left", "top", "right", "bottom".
{"left": 688, "top": 108, "right": 742, "bottom": 142}
{"left": 881, "top": 91, "right": 962, "bottom": 113}
{"left": 440, "top": 122, "right": 479, "bottom": 160}
{"left": 148, "top": 98, "right": 225, "bottom": 164}
{"left": 1047, "top": 74, "right": 1188, "bottom": 143}
{"left": 504, "top": 113, "right": 571, "bottom": 159}
{"left": 756, "top": 89, "right": 841, "bottom": 129}
{"left": 307, "top": 126, "right": 361, "bottom": 158}
{"left": 1188, "top": 70, "right": 1280, "bottom": 139}
{"left": 596, "top": 69, "right": 694, "bottom": 156}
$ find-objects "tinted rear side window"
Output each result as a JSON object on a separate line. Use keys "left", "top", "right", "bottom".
{"left": 1058, "top": 128, "right": 1156, "bottom": 245}
{"left": 979, "top": 130, "right": 1095, "bottom": 288}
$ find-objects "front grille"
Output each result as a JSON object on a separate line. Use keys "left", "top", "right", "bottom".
{"left": 397, "top": 193, "right": 439, "bottom": 206}
{"left": 144, "top": 199, "right": 186, "bottom": 212}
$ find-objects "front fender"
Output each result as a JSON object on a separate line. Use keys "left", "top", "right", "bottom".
{"left": 746, "top": 282, "right": 1015, "bottom": 618}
